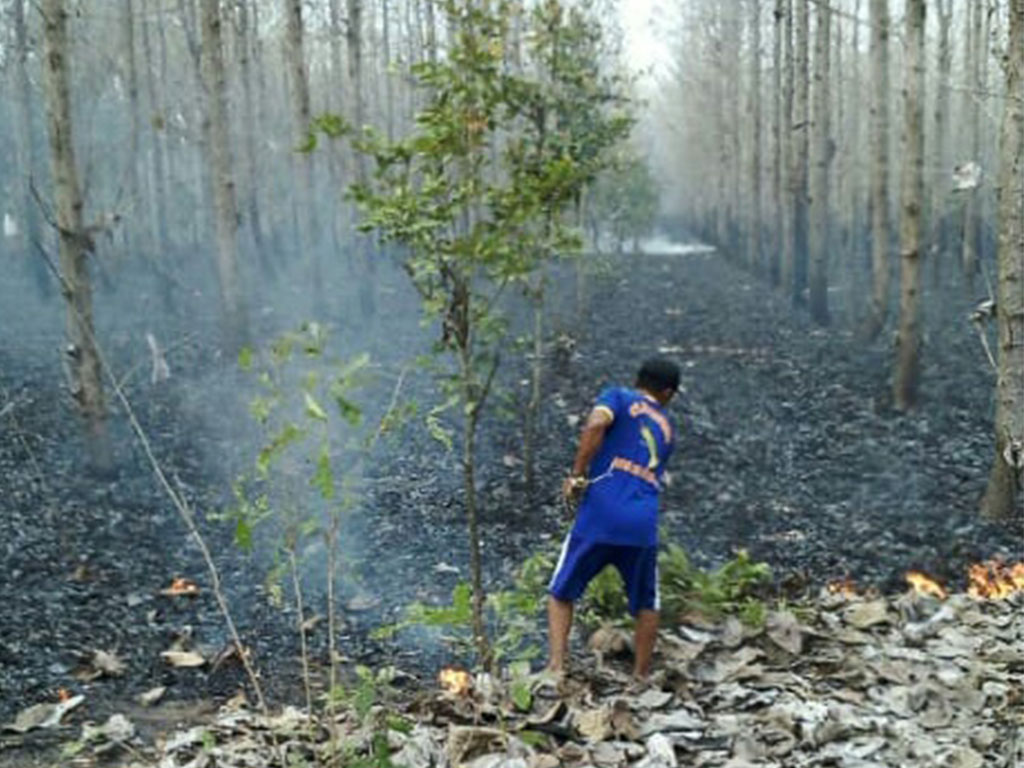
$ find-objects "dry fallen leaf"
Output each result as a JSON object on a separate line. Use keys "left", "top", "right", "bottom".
{"left": 3, "top": 694, "right": 85, "bottom": 733}
{"left": 160, "top": 650, "right": 206, "bottom": 668}
{"left": 766, "top": 610, "right": 803, "bottom": 655}
{"left": 137, "top": 686, "right": 166, "bottom": 707}
{"left": 843, "top": 600, "right": 890, "bottom": 629}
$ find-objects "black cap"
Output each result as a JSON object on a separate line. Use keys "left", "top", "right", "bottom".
{"left": 637, "top": 357, "right": 681, "bottom": 393}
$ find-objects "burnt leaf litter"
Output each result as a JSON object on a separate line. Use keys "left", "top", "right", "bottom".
{"left": 1, "top": 249, "right": 1022, "bottom": 766}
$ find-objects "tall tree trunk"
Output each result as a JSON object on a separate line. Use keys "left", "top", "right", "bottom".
{"left": 747, "top": 0, "right": 763, "bottom": 274}
{"left": 283, "top": 0, "right": 321, "bottom": 304}
{"left": 121, "top": 0, "right": 142, "bottom": 256}
{"left": 980, "top": 0, "right": 1023, "bottom": 518}
{"left": 200, "top": 0, "right": 247, "bottom": 349}
{"left": 13, "top": 0, "right": 48, "bottom": 295}
{"left": 328, "top": 0, "right": 349, "bottom": 264}
{"left": 792, "top": 0, "right": 810, "bottom": 307}
{"left": 893, "top": 0, "right": 926, "bottom": 411}
{"left": 40, "top": 0, "right": 110, "bottom": 469}
{"left": 237, "top": 0, "right": 268, "bottom": 267}
{"left": 348, "top": 0, "right": 376, "bottom": 317}
{"left": 382, "top": 0, "right": 395, "bottom": 142}
{"left": 139, "top": 0, "right": 171, "bottom": 272}
{"left": 808, "top": 0, "right": 831, "bottom": 324}
{"left": 728, "top": 3, "right": 742, "bottom": 256}
{"left": 780, "top": 0, "right": 795, "bottom": 293}
{"left": 929, "top": 0, "right": 953, "bottom": 284}
{"left": 962, "top": 0, "right": 984, "bottom": 289}
{"left": 770, "top": 0, "right": 784, "bottom": 286}
{"left": 863, "top": 0, "right": 891, "bottom": 340}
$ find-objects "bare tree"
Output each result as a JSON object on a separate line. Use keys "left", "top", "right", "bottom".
{"left": 780, "top": 0, "right": 795, "bottom": 293}
{"left": 961, "top": 0, "right": 984, "bottom": 289}
{"left": 236, "top": 0, "right": 267, "bottom": 264}
{"left": 808, "top": 0, "right": 831, "bottom": 324}
{"left": 862, "top": 0, "right": 891, "bottom": 340}
{"left": 40, "top": 0, "right": 109, "bottom": 467}
{"left": 893, "top": 0, "right": 926, "bottom": 410}
{"left": 121, "top": 0, "right": 142, "bottom": 254}
{"left": 12, "top": 0, "right": 47, "bottom": 294}
{"left": 791, "top": 0, "right": 810, "bottom": 306}
{"left": 929, "top": 0, "right": 953, "bottom": 281}
{"left": 981, "top": 0, "right": 1023, "bottom": 518}
{"left": 770, "top": 0, "right": 786, "bottom": 286}
{"left": 139, "top": 0, "right": 171, "bottom": 266}
{"left": 747, "top": 0, "right": 762, "bottom": 273}
{"left": 283, "top": 0, "right": 321, "bottom": 300}
{"left": 200, "top": 0, "right": 247, "bottom": 348}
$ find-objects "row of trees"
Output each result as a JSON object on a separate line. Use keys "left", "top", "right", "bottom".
{"left": 2, "top": 0, "right": 651, "bottom": 475}
{"left": 4, "top": 0, "right": 641, "bottom": 659}
{"left": 661, "top": 0, "right": 1022, "bottom": 518}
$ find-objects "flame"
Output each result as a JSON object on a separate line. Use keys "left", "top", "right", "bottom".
{"left": 826, "top": 577, "right": 859, "bottom": 597}
{"left": 438, "top": 666, "right": 472, "bottom": 696}
{"left": 161, "top": 577, "right": 199, "bottom": 596}
{"left": 57, "top": 688, "right": 71, "bottom": 702}
{"left": 967, "top": 560, "right": 1024, "bottom": 600}
{"left": 905, "top": 571, "right": 948, "bottom": 600}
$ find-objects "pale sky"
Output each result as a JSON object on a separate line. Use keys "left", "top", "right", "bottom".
{"left": 618, "top": 0, "right": 674, "bottom": 86}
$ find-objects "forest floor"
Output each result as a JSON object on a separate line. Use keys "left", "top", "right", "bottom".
{"left": 1, "top": 245, "right": 1021, "bottom": 765}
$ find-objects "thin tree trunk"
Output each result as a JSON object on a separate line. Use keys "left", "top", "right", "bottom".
{"left": 200, "top": 0, "right": 247, "bottom": 349}
{"left": 382, "top": 0, "right": 395, "bottom": 142}
{"left": 792, "top": 0, "right": 810, "bottom": 306}
{"left": 457, "top": 339, "right": 490, "bottom": 667}
{"left": 139, "top": 0, "right": 171, "bottom": 272}
{"left": 929, "top": 0, "right": 952, "bottom": 284}
{"left": 863, "top": 0, "right": 891, "bottom": 340}
{"left": 980, "top": 0, "right": 1023, "bottom": 518}
{"left": 808, "top": 0, "right": 831, "bottom": 324}
{"left": 893, "top": 0, "right": 926, "bottom": 411}
{"left": 770, "top": 0, "right": 784, "bottom": 285}
{"left": 121, "top": 0, "right": 142, "bottom": 256}
{"left": 747, "top": 0, "right": 763, "bottom": 274}
{"left": 13, "top": 0, "right": 48, "bottom": 295}
{"left": 780, "top": 0, "right": 795, "bottom": 293}
{"left": 962, "top": 0, "right": 984, "bottom": 289}
{"left": 283, "top": 0, "right": 321, "bottom": 303}
{"left": 41, "top": 0, "right": 110, "bottom": 469}
{"left": 237, "top": 0, "right": 268, "bottom": 267}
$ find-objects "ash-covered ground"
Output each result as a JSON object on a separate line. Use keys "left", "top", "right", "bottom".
{"left": 1, "top": 244, "right": 1020, "bottom": 742}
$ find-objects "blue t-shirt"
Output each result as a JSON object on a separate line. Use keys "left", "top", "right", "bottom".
{"left": 572, "top": 386, "right": 676, "bottom": 547}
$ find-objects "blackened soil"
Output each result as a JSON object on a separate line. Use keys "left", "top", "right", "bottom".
{"left": 1, "top": 248, "right": 1021, "bottom": 749}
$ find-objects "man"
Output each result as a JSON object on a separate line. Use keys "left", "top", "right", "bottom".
{"left": 547, "top": 357, "right": 680, "bottom": 680}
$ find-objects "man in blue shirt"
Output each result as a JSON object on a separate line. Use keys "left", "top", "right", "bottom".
{"left": 547, "top": 357, "right": 680, "bottom": 680}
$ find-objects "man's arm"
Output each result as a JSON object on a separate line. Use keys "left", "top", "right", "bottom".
{"left": 564, "top": 407, "right": 613, "bottom": 501}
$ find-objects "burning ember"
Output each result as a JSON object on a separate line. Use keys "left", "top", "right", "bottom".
{"left": 57, "top": 688, "right": 71, "bottom": 702}
{"left": 826, "top": 577, "right": 859, "bottom": 598}
{"left": 438, "top": 666, "right": 472, "bottom": 697}
{"left": 161, "top": 577, "right": 200, "bottom": 596}
{"left": 905, "top": 571, "right": 948, "bottom": 600}
{"left": 967, "top": 560, "right": 1024, "bottom": 600}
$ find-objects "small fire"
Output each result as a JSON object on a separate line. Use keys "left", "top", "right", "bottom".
{"left": 438, "top": 666, "right": 472, "bottom": 697}
{"left": 826, "top": 577, "right": 859, "bottom": 597}
{"left": 905, "top": 571, "right": 948, "bottom": 600}
{"left": 57, "top": 688, "right": 71, "bottom": 702}
{"left": 161, "top": 577, "right": 200, "bottom": 596}
{"left": 967, "top": 560, "right": 1024, "bottom": 600}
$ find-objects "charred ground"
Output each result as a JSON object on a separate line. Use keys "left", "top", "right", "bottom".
{"left": 1, "top": 246, "right": 1020, "bottom": 739}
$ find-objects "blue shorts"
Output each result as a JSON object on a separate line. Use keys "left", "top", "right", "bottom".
{"left": 548, "top": 534, "right": 659, "bottom": 615}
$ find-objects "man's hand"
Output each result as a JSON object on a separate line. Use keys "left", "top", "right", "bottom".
{"left": 562, "top": 474, "right": 587, "bottom": 505}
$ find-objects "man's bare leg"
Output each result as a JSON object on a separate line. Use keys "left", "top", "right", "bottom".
{"left": 633, "top": 609, "right": 659, "bottom": 679}
{"left": 546, "top": 596, "right": 574, "bottom": 673}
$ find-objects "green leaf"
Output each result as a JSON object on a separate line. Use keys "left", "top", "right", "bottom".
{"left": 238, "top": 346, "right": 253, "bottom": 371}
{"left": 510, "top": 679, "right": 532, "bottom": 712}
{"left": 304, "top": 392, "right": 328, "bottom": 422}
{"left": 234, "top": 516, "right": 253, "bottom": 552}
{"left": 257, "top": 422, "right": 304, "bottom": 476}
{"left": 312, "top": 443, "right": 334, "bottom": 500}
